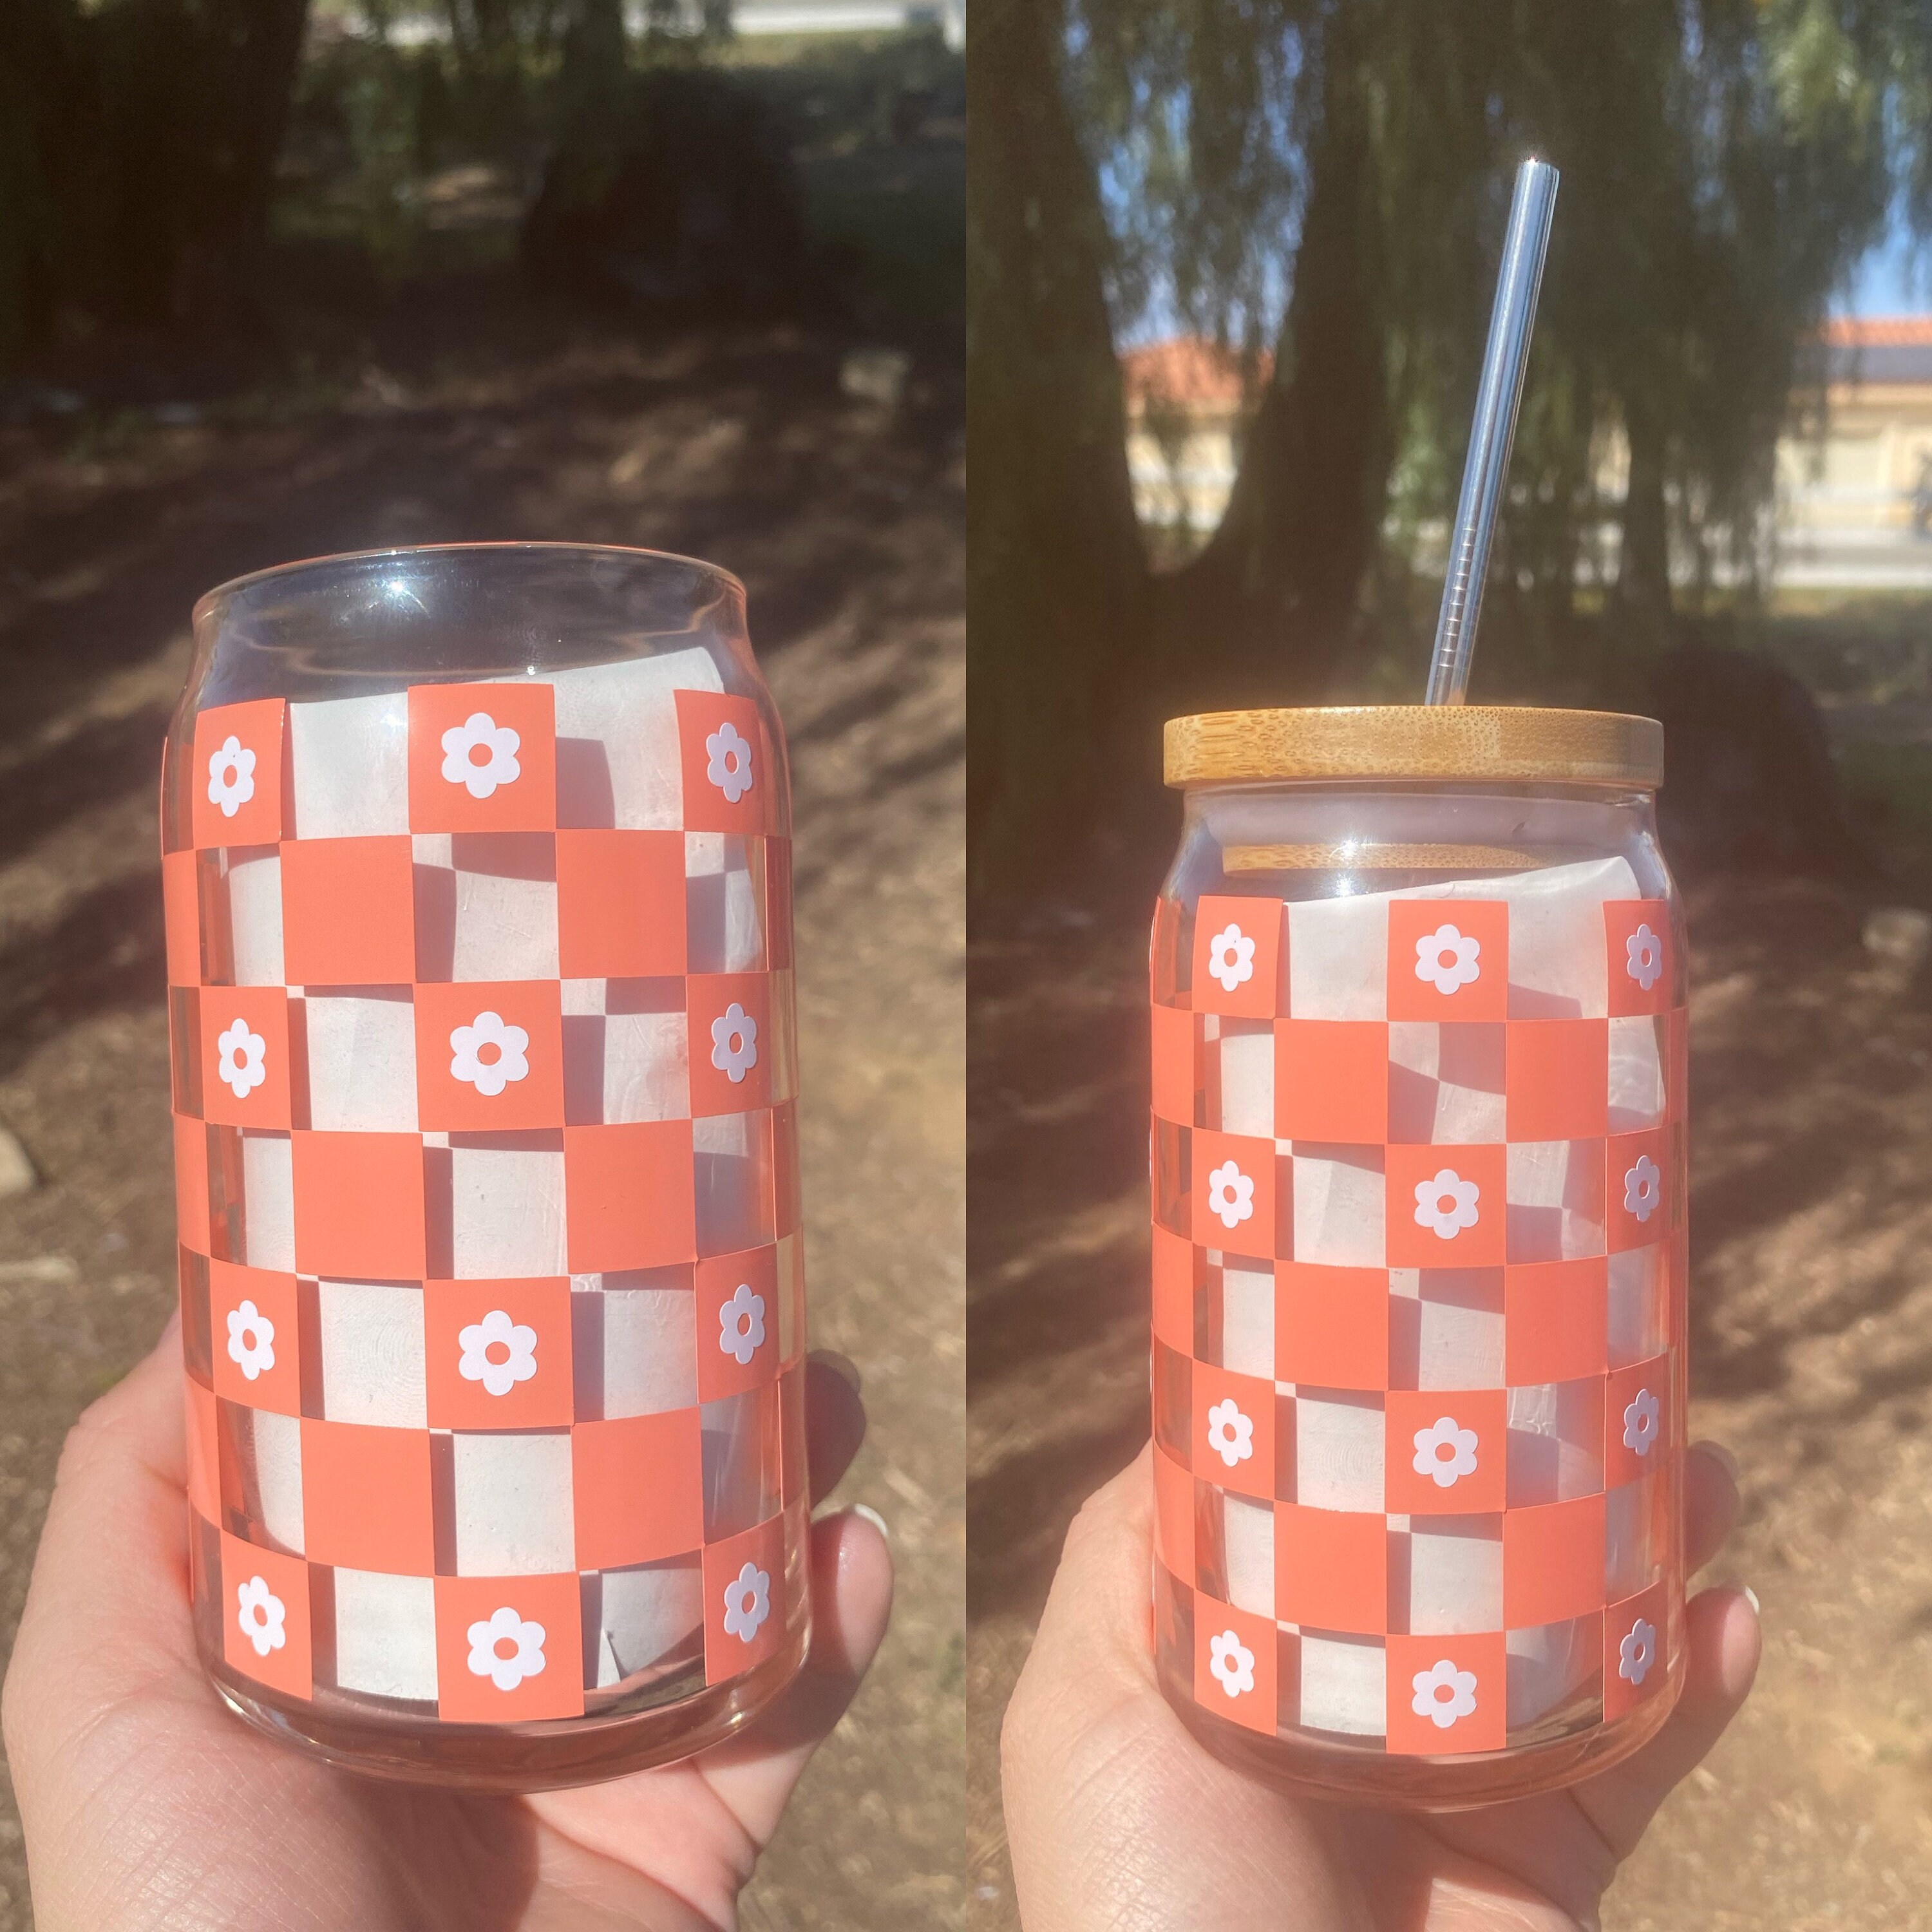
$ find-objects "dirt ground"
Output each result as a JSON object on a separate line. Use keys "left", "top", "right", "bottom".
{"left": 0, "top": 298, "right": 963, "bottom": 1928}
{"left": 968, "top": 849, "right": 1932, "bottom": 1927}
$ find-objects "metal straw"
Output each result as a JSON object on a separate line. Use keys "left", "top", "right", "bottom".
{"left": 1425, "top": 156, "right": 1560, "bottom": 706}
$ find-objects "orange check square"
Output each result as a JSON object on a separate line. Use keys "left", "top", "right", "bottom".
{"left": 1275, "top": 1020, "right": 1388, "bottom": 1142}
{"left": 1506, "top": 1019, "right": 1609, "bottom": 1141}
{"left": 688, "top": 972, "right": 773, "bottom": 1117}
{"left": 1504, "top": 1256, "right": 1609, "bottom": 1384}
{"left": 1605, "top": 900, "right": 1672, "bottom": 1017}
{"left": 279, "top": 836, "right": 417, "bottom": 985}
{"left": 433, "top": 1571, "right": 585, "bottom": 1722}
{"left": 766, "top": 837, "right": 793, "bottom": 970}
{"left": 408, "top": 681, "right": 556, "bottom": 833}
{"left": 1153, "top": 1444, "right": 1197, "bottom": 1584}
{"left": 1276, "top": 1263, "right": 1388, "bottom": 1389}
{"left": 1385, "top": 1142, "right": 1506, "bottom": 1269}
{"left": 198, "top": 987, "right": 294, "bottom": 1130}
{"left": 1193, "top": 1128, "right": 1278, "bottom": 1258}
{"left": 163, "top": 849, "right": 204, "bottom": 986}
{"left": 174, "top": 1114, "right": 211, "bottom": 1255}
{"left": 185, "top": 1374, "right": 220, "bottom": 1521}
{"left": 556, "top": 829, "right": 687, "bottom": 978}
{"left": 697, "top": 1245, "right": 781, "bottom": 1401}
{"left": 1502, "top": 1492, "right": 1609, "bottom": 1625}
{"left": 219, "top": 1530, "right": 312, "bottom": 1700}
{"left": 571, "top": 1408, "right": 703, "bottom": 1568}
{"left": 676, "top": 689, "right": 773, "bottom": 836}
{"left": 1602, "top": 1579, "right": 1670, "bottom": 1719}
{"left": 773, "top": 1100, "right": 801, "bottom": 1238}
{"left": 563, "top": 1121, "right": 696, "bottom": 1271}
{"left": 1151, "top": 1224, "right": 1199, "bottom": 1354}
{"left": 1191, "top": 1360, "right": 1276, "bottom": 1503}
{"left": 1605, "top": 1354, "right": 1671, "bottom": 1488}
{"left": 778, "top": 1358, "right": 808, "bottom": 1504}
{"left": 1388, "top": 900, "right": 1508, "bottom": 1022}
{"left": 703, "top": 1510, "right": 791, "bottom": 1683}
{"left": 1666, "top": 1011, "right": 1688, "bottom": 1121}
{"left": 1276, "top": 1503, "right": 1388, "bottom": 1634}
{"left": 1385, "top": 1388, "right": 1507, "bottom": 1515}
{"left": 424, "top": 1276, "right": 575, "bottom": 1429}
{"left": 290, "top": 1131, "right": 426, "bottom": 1278}
{"left": 1607, "top": 1127, "right": 1669, "bottom": 1253}
{"left": 1386, "top": 1631, "right": 1507, "bottom": 1754}
{"left": 1151, "top": 1002, "right": 1198, "bottom": 1126}
{"left": 1191, "top": 1595, "right": 1277, "bottom": 1736}
{"left": 299, "top": 1420, "right": 434, "bottom": 1573}
{"left": 413, "top": 980, "right": 565, "bottom": 1132}
{"left": 208, "top": 1260, "right": 301, "bottom": 1416}
{"left": 1191, "top": 895, "right": 1282, "bottom": 1019}
{"left": 191, "top": 699, "right": 285, "bottom": 849}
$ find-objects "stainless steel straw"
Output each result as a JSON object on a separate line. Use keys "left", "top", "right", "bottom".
{"left": 1425, "top": 156, "right": 1560, "bottom": 705}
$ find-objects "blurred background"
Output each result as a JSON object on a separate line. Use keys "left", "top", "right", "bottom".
{"left": 970, "top": 1, "right": 1932, "bottom": 1926}
{"left": 0, "top": 3, "right": 961, "bottom": 1927}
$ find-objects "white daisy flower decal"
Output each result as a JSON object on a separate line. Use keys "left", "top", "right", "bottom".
{"left": 1625, "top": 923, "right": 1664, "bottom": 992}
{"left": 1623, "top": 1154, "right": 1662, "bottom": 1224}
{"left": 467, "top": 1605, "right": 546, "bottom": 1690}
{"left": 440, "top": 711, "right": 522, "bottom": 800}
{"left": 1205, "top": 1159, "right": 1255, "bottom": 1232}
{"left": 719, "top": 1282, "right": 767, "bottom": 1365}
{"left": 1205, "top": 1397, "right": 1254, "bottom": 1469}
{"left": 1622, "top": 1387, "right": 1660, "bottom": 1455}
{"left": 1413, "top": 1168, "right": 1480, "bottom": 1240}
{"left": 450, "top": 1009, "right": 531, "bottom": 1097}
{"left": 1412, "top": 1414, "right": 1480, "bottom": 1488}
{"left": 225, "top": 1299, "right": 276, "bottom": 1381}
{"left": 206, "top": 735, "right": 256, "bottom": 818}
{"left": 1415, "top": 922, "right": 1481, "bottom": 996}
{"left": 459, "top": 1308, "right": 539, "bottom": 1397}
{"left": 1411, "top": 1657, "right": 1478, "bottom": 1729}
{"left": 723, "top": 1561, "right": 771, "bottom": 1642}
{"left": 216, "top": 1017, "right": 267, "bottom": 1099}
{"left": 1206, "top": 922, "right": 1256, "bottom": 994}
{"left": 706, "top": 721, "right": 755, "bottom": 804}
{"left": 1618, "top": 1616, "right": 1657, "bottom": 1686}
{"left": 1208, "top": 1629, "right": 1255, "bottom": 1698}
{"left": 236, "top": 1575, "right": 287, "bottom": 1658}
{"left": 710, "top": 1002, "right": 759, "bottom": 1083}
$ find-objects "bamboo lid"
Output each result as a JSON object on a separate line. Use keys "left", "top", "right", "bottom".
{"left": 1164, "top": 705, "right": 1663, "bottom": 790}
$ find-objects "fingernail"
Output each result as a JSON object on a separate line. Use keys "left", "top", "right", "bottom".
{"left": 1743, "top": 1585, "right": 1761, "bottom": 1615}
{"left": 849, "top": 1503, "right": 889, "bottom": 1540}
{"left": 811, "top": 1350, "right": 862, "bottom": 1396}
{"left": 1694, "top": 1438, "right": 1740, "bottom": 1483}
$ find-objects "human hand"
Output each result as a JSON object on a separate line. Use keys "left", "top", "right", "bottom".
{"left": 1001, "top": 1443, "right": 1756, "bottom": 1930}
{"left": 2, "top": 1318, "right": 892, "bottom": 1932}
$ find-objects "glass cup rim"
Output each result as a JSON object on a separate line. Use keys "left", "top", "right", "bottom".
{"left": 192, "top": 539, "right": 747, "bottom": 632}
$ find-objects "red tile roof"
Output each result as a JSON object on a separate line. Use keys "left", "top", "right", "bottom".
{"left": 1824, "top": 316, "right": 1932, "bottom": 347}
{"left": 1121, "top": 337, "right": 1271, "bottom": 410}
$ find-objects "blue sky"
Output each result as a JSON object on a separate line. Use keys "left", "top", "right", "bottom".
{"left": 1841, "top": 218, "right": 1929, "bottom": 316}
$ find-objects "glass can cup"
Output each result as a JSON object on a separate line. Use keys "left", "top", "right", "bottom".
{"left": 1149, "top": 706, "right": 1686, "bottom": 1809}
{"left": 164, "top": 544, "right": 809, "bottom": 1790}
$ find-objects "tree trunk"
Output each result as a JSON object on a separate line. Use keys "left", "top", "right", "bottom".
{"left": 1155, "top": 44, "right": 1392, "bottom": 707}
{"left": 967, "top": 0, "right": 1150, "bottom": 894}
{"left": 1616, "top": 402, "right": 1673, "bottom": 634}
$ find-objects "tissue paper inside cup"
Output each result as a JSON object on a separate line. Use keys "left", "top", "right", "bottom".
{"left": 248, "top": 1406, "right": 305, "bottom": 1553}
{"left": 1222, "top": 1491, "right": 1276, "bottom": 1617}
{"left": 1216, "top": 1023, "right": 1274, "bottom": 1138}
{"left": 1507, "top": 1616, "right": 1598, "bottom": 1729}
{"left": 330, "top": 1567, "right": 438, "bottom": 1703}
{"left": 1299, "top": 1631, "right": 1385, "bottom": 1736}
{"left": 317, "top": 1278, "right": 427, "bottom": 1428}
{"left": 1220, "top": 1262, "right": 1274, "bottom": 1378}
{"left": 1506, "top": 1380, "right": 1604, "bottom": 1506}
{"left": 443, "top": 1137, "right": 567, "bottom": 1279}
{"left": 1388, "top": 1023, "right": 1505, "bottom": 1145}
{"left": 573, "top": 1271, "right": 698, "bottom": 1419}
{"left": 1287, "top": 896, "right": 1387, "bottom": 1019}
{"left": 1397, "top": 1517, "right": 1502, "bottom": 1635}
{"left": 686, "top": 833, "right": 766, "bottom": 975}
{"left": 1293, "top": 1390, "right": 1384, "bottom": 1511}
{"left": 1291, "top": 1144, "right": 1385, "bottom": 1267}
{"left": 225, "top": 850, "right": 285, "bottom": 987}
{"left": 1607, "top": 1016, "right": 1667, "bottom": 1132}
{"left": 410, "top": 833, "right": 560, "bottom": 983}
{"left": 1605, "top": 1473, "right": 1662, "bottom": 1600}
{"left": 701, "top": 1387, "right": 775, "bottom": 1540}
{"left": 1608, "top": 1245, "right": 1669, "bottom": 1367}
{"left": 304, "top": 991, "right": 419, "bottom": 1132}
{"left": 1389, "top": 1268, "right": 1505, "bottom": 1390}
{"left": 603, "top": 979, "right": 690, "bottom": 1123}
{"left": 547, "top": 647, "right": 724, "bottom": 830}
{"left": 289, "top": 691, "right": 409, "bottom": 839}
{"left": 240, "top": 1130, "right": 296, "bottom": 1273}
{"left": 450, "top": 1430, "right": 576, "bottom": 1575}
{"left": 1506, "top": 1141, "right": 1605, "bottom": 1264}
{"left": 592, "top": 1557, "right": 705, "bottom": 1689}
{"left": 695, "top": 1113, "right": 774, "bottom": 1256}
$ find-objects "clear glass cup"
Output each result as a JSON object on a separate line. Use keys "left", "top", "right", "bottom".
{"left": 164, "top": 544, "right": 809, "bottom": 1790}
{"left": 1150, "top": 706, "right": 1686, "bottom": 1809}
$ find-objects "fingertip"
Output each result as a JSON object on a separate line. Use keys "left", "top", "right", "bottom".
{"left": 809, "top": 1505, "right": 894, "bottom": 1679}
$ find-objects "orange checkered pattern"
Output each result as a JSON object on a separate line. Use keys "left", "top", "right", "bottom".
{"left": 1151, "top": 891, "right": 1685, "bottom": 1755}
{"left": 168, "top": 681, "right": 808, "bottom": 1722}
